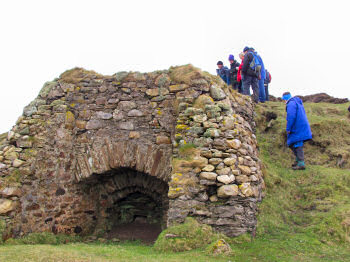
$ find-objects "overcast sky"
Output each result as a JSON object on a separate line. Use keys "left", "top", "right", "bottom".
{"left": 1, "top": 0, "right": 349, "bottom": 133}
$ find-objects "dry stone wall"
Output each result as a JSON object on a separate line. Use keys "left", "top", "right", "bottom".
{"left": 0, "top": 65, "right": 265, "bottom": 240}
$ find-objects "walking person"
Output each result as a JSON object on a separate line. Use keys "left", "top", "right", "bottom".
{"left": 241, "top": 47, "right": 259, "bottom": 103}
{"left": 216, "top": 61, "right": 231, "bottom": 85}
{"left": 282, "top": 92, "right": 313, "bottom": 170}
{"left": 228, "top": 54, "right": 240, "bottom": 92}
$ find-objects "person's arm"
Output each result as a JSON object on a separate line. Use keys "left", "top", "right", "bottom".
{"left": 286, "top": 101, "right": 297, "bottom": 133}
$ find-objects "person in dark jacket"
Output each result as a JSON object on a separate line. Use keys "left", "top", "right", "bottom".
{"left": 264, "top": 69, "right": 271, "bottom": 101}
{"left": 241, "top": 46, "right": 259, "bottom": 103}
{"left": 216, "top": 61, "right": 230, "bottom": 85}
{"left": 282, "top": 92, "right": 313, "bottom": 170}
{"left": 228, "top": 54, "right": 240, "bottom": 92}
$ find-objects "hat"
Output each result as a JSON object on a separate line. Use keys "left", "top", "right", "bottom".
{"left": 282, "top": 92, "right": 292, "bottom": 101}
{"left": 243, "top": 46, "right": 250, "bottom": 52}
{"left": 217, "top": 61, "right": 223, "bottom": 65}
{"left": 228, "top": 54, "right": 234, "bottom": 61}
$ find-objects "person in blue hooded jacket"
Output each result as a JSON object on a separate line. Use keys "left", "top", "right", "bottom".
{"left": 250, "top": 48, "right": 266, "bottom": 102}
{"left": 282, "top": 92, "right": 313, "bottom": 170}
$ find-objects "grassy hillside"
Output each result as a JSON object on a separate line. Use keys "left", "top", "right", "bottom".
{"left": 1, "top": 101, "right": 350, "bottom": 261}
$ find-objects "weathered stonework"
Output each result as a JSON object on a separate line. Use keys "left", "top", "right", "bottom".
{"left": 0, "top": 65, "right": 265, "bottom": 240}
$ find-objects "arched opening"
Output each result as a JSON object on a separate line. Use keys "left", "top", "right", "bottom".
{"left": 81, "top": 168, "right": 169, "bottom": 243}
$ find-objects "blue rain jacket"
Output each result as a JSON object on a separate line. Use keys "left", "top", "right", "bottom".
{"left": 286, "top": 97, "right": 312, "bottom": 146}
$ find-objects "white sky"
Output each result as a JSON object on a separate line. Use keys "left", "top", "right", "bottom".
{"left": 1, "top": 0, "right": 349, "bottom": 133}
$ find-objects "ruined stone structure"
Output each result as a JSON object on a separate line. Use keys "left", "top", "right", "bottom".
{"left": 0, "top": 65, "right": 265, "bottom": 240}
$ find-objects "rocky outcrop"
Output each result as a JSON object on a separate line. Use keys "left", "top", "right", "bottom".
{"left": 0, "top": 65, "right": 264, "bottom": 240}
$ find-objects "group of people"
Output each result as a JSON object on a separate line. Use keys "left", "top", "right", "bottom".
{"left": 216, "top": 47, "right": 313, "bottom": 170}
{"left": 216, "top": 46, "right": 271, "bottom": 103}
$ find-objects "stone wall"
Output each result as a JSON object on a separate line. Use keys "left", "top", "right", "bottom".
{"left": 0, "top": 65, "right": 265, "bottom": 240}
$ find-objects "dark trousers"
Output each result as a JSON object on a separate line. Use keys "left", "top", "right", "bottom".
{"left": 291, "top": 145, "right": 304, "bottom": 161}
{"left": 264, "top": 84, "right": 269, "bottom": 101}
{"left": 242, "top": 75, "right": 259, "bottom": 103}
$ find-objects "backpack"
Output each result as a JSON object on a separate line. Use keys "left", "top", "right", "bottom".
{"left": 249, "top": 52, "right": 262, "bottom": 80}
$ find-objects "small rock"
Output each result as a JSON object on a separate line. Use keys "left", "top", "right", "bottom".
{"left": 209, "top": 195, "right": 218, "bottom": 202}
{"left": 128, "top": 109, "right": 143, "bottom": 117}
{"left": 129, "top": 131, "right": 140, "bottom": 139}
{"left": 200, "top": 172, "right": 217, "bottom": 181}
{"left": 208, "top": 239, "right": 232, "bottom": 255}
{"left": 202, "top": 165, "right": 215, "bottom": 172}
{"left": 238, "top": 165, "right": 252, "bottom": 175}
{"left": 108, "top": 98, "right": 119, "bottom": 104}
{"left": 86, "top": 120, "right": 104, "bottom": 130}
{"left": 226, "top": 139, "right": 242, "bottom": 149}
{"left": 0, "top": 163, "right": 7, "bottom": 170}
{"left": 204, "top": 128, "right": 221, "bottom": 138}
{"left": 217, "top": 184, "right": 239, "bottom": 198}
{"left": 95, "top": 97, "right": 107, "bottom": 105}
{"left": 95, "top": 111, "right": 113, "bottom": 120}
{"left": 239, "top": 183, "right": 254, "bottom": 197}
{"left": 193, "top": 114, "right": 207, "bottom": 123}
{"left": 169, "top": 84, "right": 188, "bottom": 92}
{"left": 210, "top": 85, "right": 226, "bottom": 101}
{"left": 156, "top": 135, "right": 171, "bottom": 144}
{"left": 7, "top": 131, "right": 15, "bottom": 141}
{"left": 165, "top": 233, "right": 179, "bottom": 239}
{"left": 0, "top": 187, "right": 22, "bottom": 197}
{"left": 75, "top": 120, "right": 87, "bottom": 129}
{"left": 216, "top": 167, "right": 231, "bottom": 176}
{"left": 0, "top": 199, "right": 16, "bottom": 214}
{"left": 224, "top": 157, "right": 236, "bottom": 166}
{"left": 113, "top": 109, "right": 124, "bottom": 121}
{"left": 118, "top": 101, "right": 137, "bottom": 111}
{"left": 217, "top": 175, "right": 235, "bottom": 184}
{"left": 146, "top": 88, "right": 169, "bottom": 97}
{"left": 117, "top": 122, "right": 134, "bottom": 130}
{"left": 235, "top": 175, "right": 249, "bottom": 184}
{"left": 209, "top": 158, "right": 222, "bottom": 165}
{"left": 12, "top": 159, "right": 24, "bottom": 168}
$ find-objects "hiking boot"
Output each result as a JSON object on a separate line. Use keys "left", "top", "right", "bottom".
{"left": 292, "top": 161, "right": 306, "bottom": 170}
{"left": 292, "top": 161, "right": 298, "bottom": 168}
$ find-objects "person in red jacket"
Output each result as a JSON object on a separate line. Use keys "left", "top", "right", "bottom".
{"left": 237, "top": 52, "right": 244, "bottom": 94}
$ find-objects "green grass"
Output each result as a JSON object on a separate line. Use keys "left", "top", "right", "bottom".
{"left": 1, "top": 101, "right": 350, "bottom": 261}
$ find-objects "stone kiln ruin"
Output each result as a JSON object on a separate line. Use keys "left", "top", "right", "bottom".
{"left": 0, "top": 65, "right": 265, "bottom": 241}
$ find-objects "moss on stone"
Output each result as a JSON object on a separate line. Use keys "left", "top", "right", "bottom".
{"left": 154, "top": 217, "right": 222, "bottom": 252}
{"left": 59, "top": 67, "right": 103, "bottom": 84}
{"left": 39, "top": 81, "right": 57, "bottom": 98}
{"left": 169, "top": 64, "right": 203, "bottom": 85}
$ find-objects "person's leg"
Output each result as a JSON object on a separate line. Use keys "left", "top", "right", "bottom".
{"left": 291, "top": 145, "right": 299, "bottom": 167}
{"left": 258, "top": 79, "right": 266, "bottom": 102}
{"left": 293, "top": 145, "right": 306, "bottom": 170}
{"left": 251, "top": 77, "right": 259, "bottom": 103}
{"left": 265, "top": 85, "right": 269, "bottom": 101}
{"left": 242, "top": 76, "right": 251, "bottom": 96}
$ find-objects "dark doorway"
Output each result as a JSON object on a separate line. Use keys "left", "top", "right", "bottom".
{"left": 83, "top": 168, "right": 169, "bottom": 243}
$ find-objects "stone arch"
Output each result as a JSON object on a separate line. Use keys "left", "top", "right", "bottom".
{"left": 74, "top": 140, "right": 172, "bottom": 183}
{"left": 77, "top": 167, "right": 169, "bottom": 240}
